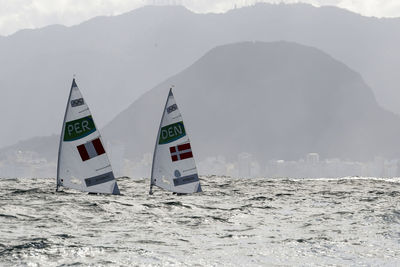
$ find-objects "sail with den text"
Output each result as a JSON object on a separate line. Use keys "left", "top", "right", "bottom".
{"left": 158, "top": 121, "right": 186, "bottom": 144}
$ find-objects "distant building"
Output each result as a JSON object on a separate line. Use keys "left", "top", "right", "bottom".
{"left": 238, "top": 152, "right": 252, "bottom": 177}
{"left": 372, "top": 156, "right": 385, "bottom": 177}
{"left": 107, "top": 141, "right": 125, "bottom": 177}
{"left": 198, "top": 156, "right": 228, "bottom": 176}
{"left": 306, "top": 153, "right": 320, "bottom": 165}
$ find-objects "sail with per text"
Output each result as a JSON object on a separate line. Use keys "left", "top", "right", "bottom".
{"left": 56, "top": 79, "right": 120, "bottom": 195}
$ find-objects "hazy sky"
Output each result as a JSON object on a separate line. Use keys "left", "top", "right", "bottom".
{"left": 0, "top": 0, "right": 399, "bottom": 36}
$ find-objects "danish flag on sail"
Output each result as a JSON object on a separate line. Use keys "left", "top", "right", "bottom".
{"left": 169, "top": 142, "right": 193, "bottom": 162}
{"left": 77, "top": 138, "right": 106, "bottom": 161}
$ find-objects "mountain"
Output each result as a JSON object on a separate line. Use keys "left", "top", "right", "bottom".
{"left": 102, "top": 41, "right": 400, "bottom": 164}
{"left": 1, "top": 3, "right": 400, "bottom": 148}
{"left": 3, "top": 41, "right": 400, "bottom": 177}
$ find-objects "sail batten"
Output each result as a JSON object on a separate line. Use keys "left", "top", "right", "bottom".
{"left": 57, "top": 79, "right": 119, "bottom": 195}
{"left": 150, "top": 88, "right": 202, "bottom": 194}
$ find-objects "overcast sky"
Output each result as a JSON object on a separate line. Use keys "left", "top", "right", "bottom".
{"left": 0, "top": 0, "right": 399, "bottom": 36}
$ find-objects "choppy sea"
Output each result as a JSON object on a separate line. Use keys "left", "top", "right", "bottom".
{"left": 0, "top": 176, "right": 399, "bottom": 266}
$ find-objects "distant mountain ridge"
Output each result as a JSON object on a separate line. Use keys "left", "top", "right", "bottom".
{"left": 1, "top": 3, "right": 400, "bottom": 148}
{"left": 102, "top": 41, "right": 400, "bottom": 162}
{"left": 2, "top": 41, "right": 400, "bottom": 178}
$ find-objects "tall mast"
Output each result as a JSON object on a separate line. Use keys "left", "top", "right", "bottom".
{"left": 149, "top": 86, "right": 174, "bottom": 195}
{"left": 56, "top": 77, "right": 76, "bottom": 192}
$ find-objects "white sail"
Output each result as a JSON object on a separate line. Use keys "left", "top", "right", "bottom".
{"left": 57, "top": 79, "right": 120, "bottom": 195}
{"left": 150, "top": 89, "right": 202, "bottom": 194}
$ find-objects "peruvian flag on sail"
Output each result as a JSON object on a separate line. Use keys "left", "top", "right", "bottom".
{"left": 169, "top": 142, "right": 193, "bottom": 162}
{"left": 77, "top": 138, "right": 106, "bottom": 161}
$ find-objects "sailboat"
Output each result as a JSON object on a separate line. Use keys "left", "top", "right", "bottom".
{"left": 56, "top": 78, "right": 120, "bottom": 195}
{"left": 149, "top": 88, "right": 202, "bottom": 195}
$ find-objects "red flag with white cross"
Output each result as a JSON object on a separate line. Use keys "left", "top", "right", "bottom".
{"left": 169, "top": 142, "right": 193, "bottom": 162}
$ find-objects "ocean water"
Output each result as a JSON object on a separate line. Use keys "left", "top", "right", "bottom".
{"left": 0, "top": 176, "right": 399, "bottom": 266}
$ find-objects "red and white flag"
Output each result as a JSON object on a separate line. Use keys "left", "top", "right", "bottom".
{"left": 169, "top": 142, "right": 193, "bottom": 162}
{"left": 77, "top": 138, "right": 105, "bottom": 161}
